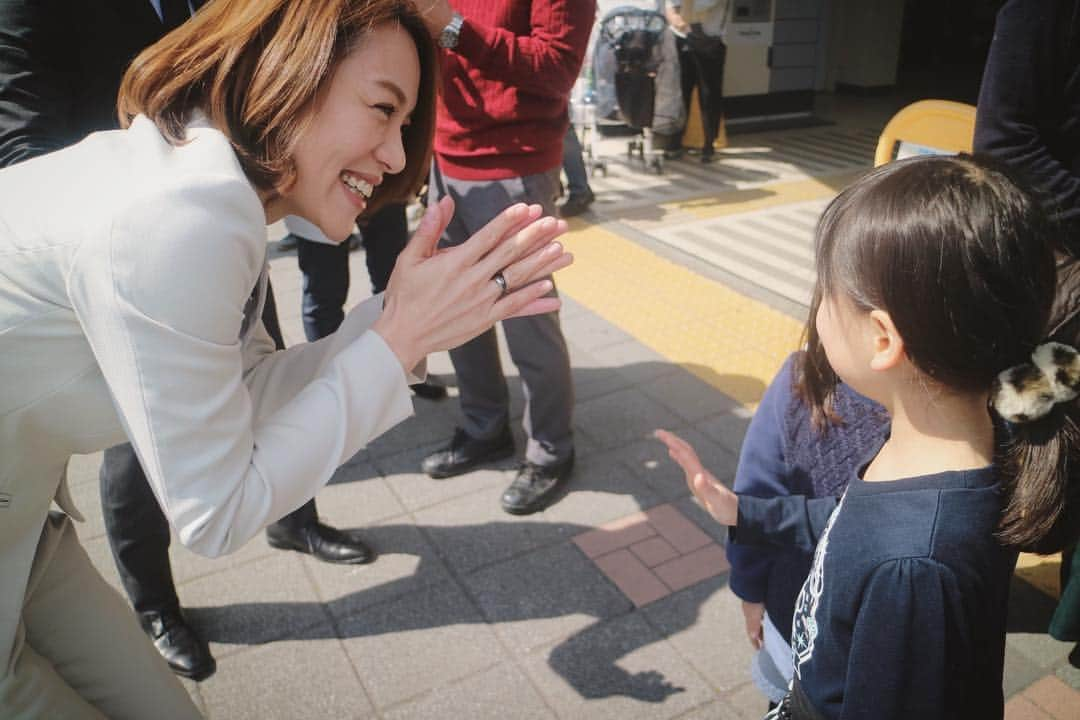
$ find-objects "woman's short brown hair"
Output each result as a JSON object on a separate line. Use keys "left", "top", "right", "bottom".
{"left": 118, "top": 0, "right": 437, "bottom": 214}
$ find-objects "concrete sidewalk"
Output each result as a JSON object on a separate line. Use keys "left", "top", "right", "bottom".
{"left": 67, "top": 105, "right": 1080, "bottom": 719}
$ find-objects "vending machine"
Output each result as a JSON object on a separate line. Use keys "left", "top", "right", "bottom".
{"left": 724, "top": 0, "right": 826, "bottom": 122}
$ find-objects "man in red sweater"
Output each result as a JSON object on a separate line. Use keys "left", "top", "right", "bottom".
{"left": 420, "top": 0, "right": 595, "bottom": 514}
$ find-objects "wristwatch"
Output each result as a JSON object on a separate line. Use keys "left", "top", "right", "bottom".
{"left": 438, "top": 11, "right": 464, "bottom": 49}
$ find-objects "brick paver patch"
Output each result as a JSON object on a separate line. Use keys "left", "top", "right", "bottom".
{"left": 573, "top": 503, "right": 727, "bottom": 607}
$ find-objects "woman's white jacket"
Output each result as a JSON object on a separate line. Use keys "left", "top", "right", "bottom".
{"left": 0, "top": 115, "right": 415, "bottom": 663}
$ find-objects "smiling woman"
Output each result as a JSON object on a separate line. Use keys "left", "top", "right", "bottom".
{"left": 0, "top": 0, "right": 570, "bottom": 717}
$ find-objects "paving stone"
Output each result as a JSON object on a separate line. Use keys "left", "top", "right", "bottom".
{"left": 574, "top": 387, "right": 686, "bottom": 451}
{"left": 672, "top": 494, "right": 732, "bottom": 547}
{"left": 566, "top": 342, "right": 637, "bottom": 403}
{"left": 643, "top": 575, "right": 754, "bottom": 693}
{"left": 590, "top": 338, "right": 682, "bottom": 386}
{"left": 179, "top": 551, "right": 327, "bottom": 659}
{"left": 67, "top": 475, "right": 106, "bottom": 541}
{"left": 640, "top": 370, "right": 741, "bottom": 425}
{"left": 653, "top": 544, "right": 729, "bottom": 593}
{"left": 167, "top": 528, "right": 278, "bottom": 586}
{"left": 374, "top": 441, "right": 511, "bottom": 512}
{"left": 1011, "top": 632, "right": 1076, "bottom": 671}
{"left": 646, "top": 504, "right": 713, "bottom": 554}
{"left": 1022, "top": 676, "right": 1080, "bottom": 719}
{"left": 594, "top": 549, "right": 672, "bottom": 607}
{"left": 364, "top": 399, "right": 464, "bottom": 460}
{"left": 412, "top": 488, "right": 578, "bottom": 575}
{"left": 382, "top": 662, "right": 556, "bottom": 720}
{"left": 199, "top": 629, "right": 374, "bottom": 720}
{"left": 560, "top": 309, "right": 635, "bottom": 352}
{"left": 722, "top": 681, "right": 774, "bottom": 720}
{"left": 465, "top": 542, "right": 632, "bottom": 654}
{"left": 1055, "top": 661, "right": 1080, "bottom": 691}
{"left": 339, "top": 580, "right": 508, "bottom": 709}
{"left": 1005, "top": 694, "right": 1054, "bottom": 720}
{"left": 696, "top": 409, "right": 754, "bottom": 457}
{"left": 1006, "top": 644, "right": 1050, "bottom": 698}
{"left": 66, "top": 451, "right": 103, "bottom": 487}
{"left": 671, "top": 699, "right": 744, "bottom": 719}
{"left": 307, "top": 519, "right": 454, "bottom": 625}
{"left": 623, "top": 429, "right": 739, "bottom": 505}
{"left": 538, "top": 448, "right": 664, "bottom": 529}
{"left": 630, "top": 536, "right": 681, "bottom": 568}
{"left": 574, "top": 514, "right": 657, "bottom": 559}
{"left": 521, "top": 612, "right": 717, "bottom": 720}
{"left": 305, "top": 474, "right": 407, "bottom": 530}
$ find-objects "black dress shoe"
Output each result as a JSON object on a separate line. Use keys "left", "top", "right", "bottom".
{"left": 410, "top": 376, "right": 448, "bottom": 400}
{"left": 557, "top": 189, "right": 595, "bottom": 218}
{"left": 138, "top": 609, "right": 216, "bottom": 681}
{"left": 421, "top": 427, "right": 515, "bottom": 479}
{"left": 500, "top": 452, "right": 575, "bottom": 515}
{"left": 266, "top": 521, "right": 375, "bottom": 565}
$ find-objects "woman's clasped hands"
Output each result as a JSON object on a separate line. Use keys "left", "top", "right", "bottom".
{"left": 373, "top": 197, "right": 573, "bottom": 372}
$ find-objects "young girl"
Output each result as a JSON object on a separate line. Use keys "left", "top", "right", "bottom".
{"left": 657, "top": 153, "right": 1079, "bottom": 719}
{"left": 725, "top": 348, "right": 888, "bottom": 707}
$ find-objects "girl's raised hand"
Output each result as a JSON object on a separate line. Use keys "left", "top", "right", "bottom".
{"left": 653, "top": 429, "right": 738, "bottom": 526}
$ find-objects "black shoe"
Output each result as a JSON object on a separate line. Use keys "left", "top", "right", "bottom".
{"left": 277, "top": 233, "right": 298, "bottom": 251}
{"left": 411, "top": 376, "right": 448, "bottom": 400}
{"left": 266, "top": 520, "right": 375, "bottom": 565}
{"left": 700, "top": 150, "right": 716, "bottom": 164}
{"left": 557, "top": 189, "right": 595, "bottom": 218}
{"left": 138, "top": 609, "right": 216, "bottom": 682}
{"left": 500, "top": 452, "right": 575, "bottom": 515}
{"left": 421, "top": 427, "right": 515, "bottom": 479}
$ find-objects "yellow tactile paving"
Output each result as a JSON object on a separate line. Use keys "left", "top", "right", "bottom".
{"left": 557, "top": 220, "right": 805, "bottom": 407}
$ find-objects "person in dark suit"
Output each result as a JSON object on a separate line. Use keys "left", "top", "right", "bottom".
{"left": 0, "top": 0, "right": 373, "bottom": 684}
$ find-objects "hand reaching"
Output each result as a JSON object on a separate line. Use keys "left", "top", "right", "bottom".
{"left": 741, "top": 601, "right": 764, "bottom": 650}
{"left": 373, "top": 197, "right": 573, "bottom": 372}
{"left": 653, "top": 429, "right": 738, "bottom": 526}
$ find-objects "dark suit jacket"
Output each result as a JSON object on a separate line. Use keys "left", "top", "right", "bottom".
{"left": 0, "top": 0, "right": 194, "bottom": 167}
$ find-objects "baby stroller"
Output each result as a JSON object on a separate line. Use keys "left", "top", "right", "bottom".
{"left": 588, "top": 5, "right": 683, "bottom": 174}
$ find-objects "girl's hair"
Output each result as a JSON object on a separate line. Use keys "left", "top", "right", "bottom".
{"left": 117, "top": 0, "right": 437, "bottom": 214}
{"left": 798, "top": 153, "right": 1078, "bottom": 552}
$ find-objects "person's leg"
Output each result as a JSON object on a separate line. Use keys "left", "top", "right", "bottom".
{"left": 296, "top": 237, "right": 351, "bottom": 342}
{"left": 420, "top": 164, "right": 516, "bottom": 478}
{"left": 361, "top": 203, "right": 449, "bottom": 400}
{"left": 691, "top": 35, "right": 726, "bottom": 160}
{"left": 263, "top": 268, "right": 374, "bottom": 564}
{"left": 361, "top": 203, "right": 409, "bottom": 294}
{"left": 100, "top": 444, "right": 179, "bottom": 617}
{"left": 495, "top": 171, "right": 576, "bottom": 513}
{"left": 99, "top": 444, "right": 215, "bottom": 680}
{"left": 12, "top": 513, "right": 200, "bottom": 719}
{"left": 558, "top": 122, "right": 595, "bottom": 218}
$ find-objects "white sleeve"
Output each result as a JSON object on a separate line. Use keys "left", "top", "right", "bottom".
{"left": 68, "top": 175, "right": 414, "bottom": 557}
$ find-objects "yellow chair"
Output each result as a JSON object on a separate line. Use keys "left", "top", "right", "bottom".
{"left": 873, "top": 99, "right": 977, "bottom": 168}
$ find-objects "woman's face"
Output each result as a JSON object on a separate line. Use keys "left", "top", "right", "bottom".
{"left": 280, "top": 23, "right": 420, "bottom": 241}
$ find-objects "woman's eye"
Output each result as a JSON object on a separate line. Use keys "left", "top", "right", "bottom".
{"left": 375, "top": 104, "right": 396, "bottom": 118}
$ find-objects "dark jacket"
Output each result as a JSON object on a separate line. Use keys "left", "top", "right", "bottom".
{"left": 974, "top": 0, "right": 1080, "bottom": 246}
{"left": 0, "top": 0, "right": 185, "bottom": 166}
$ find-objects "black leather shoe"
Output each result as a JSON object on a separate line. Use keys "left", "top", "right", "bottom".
{"left": 266, "top": 521, "right": 375, "bottom": 565}
{"left": 421, "top": 427, "right": 515, "bottom": 479}
{"left": 500, "top": 452, "right": 575, "bottom": 515}
{"left": 410, "top": 376, "right": 448, "bottom": 400}
{"left": 557, "top": 189, "right": 595, "bottom": 218}
{"left": 138, "top": 609, "right": 216, "bottom": 681}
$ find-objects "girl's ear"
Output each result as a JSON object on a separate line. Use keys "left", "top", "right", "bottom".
{"left": 868, "top": 309, "right": 905, "bottom": 371}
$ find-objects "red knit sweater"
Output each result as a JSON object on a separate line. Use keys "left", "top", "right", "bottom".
{"left": 434, "top": 0, "right": 596, "bottom": 181}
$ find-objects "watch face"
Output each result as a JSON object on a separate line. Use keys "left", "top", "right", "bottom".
{"left": 439, "top": 29, "right": 458, "bottom": 48}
